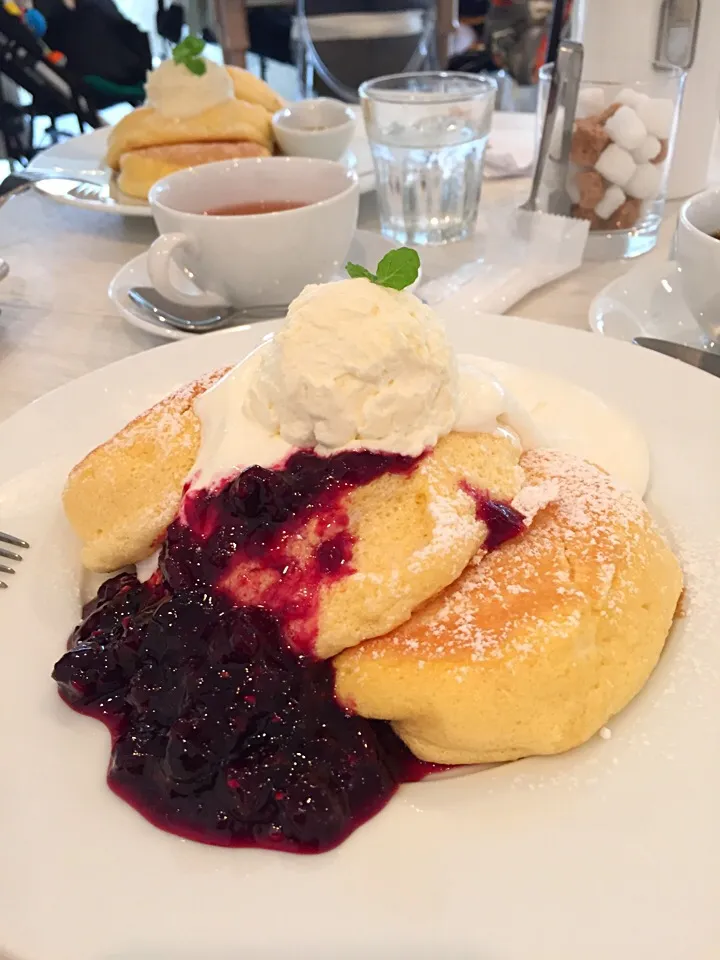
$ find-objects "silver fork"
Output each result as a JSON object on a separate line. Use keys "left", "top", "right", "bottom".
{"left": 67, "top": 181, "right": 108, "bottom": 202}
{"left": 0, "top": 174, "right": 108, "bottom": 210}
{"left": 0, "top": 530, "right": 29, "bottom": 588}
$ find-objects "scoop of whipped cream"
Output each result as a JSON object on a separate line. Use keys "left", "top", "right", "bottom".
{"left": 189, "top": 278, "right": 538, "bottom": 490}
{"left": 245, "top": 278, "right": 459, "bottom": 457}
{"left": 145, "top": 58, "right": 233, "bottom": 119}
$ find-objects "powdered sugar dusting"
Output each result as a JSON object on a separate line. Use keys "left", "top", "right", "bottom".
{"left": 347, "top": 441, "right": 519, "bottom": 610}
{"left": 407, "top": 467, "right": 479, "bottom": 576}
{"left": 359, "top": 449, "right": 654, "bottom": 668}
{"left": 64, "top": 369, "right": 231, "bottom": 566}
{"left": 88, "top": 369, "right": 228, "bottom": 461}
{"left": 512, "top": 479, "right": 559, "bottom": 525}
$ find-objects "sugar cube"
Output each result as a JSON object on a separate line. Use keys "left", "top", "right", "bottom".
{"left": 595, "top": 185, "right": 626, "bottom": 220}
{"left": 570, "top": 119, "right": 610, "bottom": 167}
{"left": 635, "top": 97, "right": 674, "bottom": 139}
{"left": 610, "top": 197, "right": 642, "bottom": 230}
{"left": 652, "top": 138, "right": 669, "bottom": 165}
{"left": 566, "top": 165, "right": 581, "bottom": 204}
{"left": 625, "top": 162, "right": 662, "bottom": 200}
{"left": 616, "top": 88, "right": 649, "bottom": 111}
{"left": 598, "top": 103, "right": 620, "bottom": 125}
{"left": 604, "top": 105, "right": 647, "bottom": 151}
{"left": 633, "top": 134, "right": 661, "bottom": 164}
{"left": 595, "top": 143, "right": 637, "bottom": 188}
{"left": 576, "top": 169, "right": 606, "bottom": 209}
{"left": 572, "top": 204, "right": 602, "bottom": 230}
{"left": 576, "top": 86, "right": 606, "bottom": 119}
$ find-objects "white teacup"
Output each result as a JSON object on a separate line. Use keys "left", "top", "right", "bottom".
{"left": 676, "top": 187, "right": 720, "bottom": 341}
{"left": 147, "top": 157, "right": 359, "bottom": 308}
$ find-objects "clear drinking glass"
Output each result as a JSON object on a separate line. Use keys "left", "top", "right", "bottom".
{"left": 536, "top": 65, "right": 685, "bottom": 260}
{"left": 359, "top": 72, "right": 497, "bottom": 245}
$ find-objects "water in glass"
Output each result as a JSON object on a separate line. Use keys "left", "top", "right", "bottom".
{"left": 361, "top": 73, "right": 496, "bottom": 247}
{"left": 371, "top": 115, "right": 489, "bottom": 245}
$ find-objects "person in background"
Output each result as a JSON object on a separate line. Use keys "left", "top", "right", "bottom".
{"left": 447, "top": 0, "right": 493, "bottom": 73}
{"left": 449, "top": 0, "right": 572, "bottom": 81}
{"left": 484, "top": 0, "right": 572, "bottom": 85}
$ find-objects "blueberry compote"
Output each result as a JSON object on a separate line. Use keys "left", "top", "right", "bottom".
{"left": 53, "top": 450, "right": 526, "bottom": 853}
{"left": 459, "top": 481, "right": 526, "bottom": 551}
{"left": 53, "top": 451, "right": 426, "bottom": 853}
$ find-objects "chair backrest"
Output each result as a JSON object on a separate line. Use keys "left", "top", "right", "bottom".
{"left": 297, "top": 0, "right": 436, "bottom": 102}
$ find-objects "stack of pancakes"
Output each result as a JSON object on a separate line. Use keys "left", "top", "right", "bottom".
{"left": 106, "top": 67, "right": 282, "bottom": 201}
{"left": 64, "top": 367, "right": 683, "bottom": 765}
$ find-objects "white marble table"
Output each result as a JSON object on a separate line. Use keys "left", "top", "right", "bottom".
{"left": 0, "top": 182, "right": 678, "bottom": 424}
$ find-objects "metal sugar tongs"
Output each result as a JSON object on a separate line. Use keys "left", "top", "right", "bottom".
{"left": 521, "top": 38, "right": 585, "bottom": 217}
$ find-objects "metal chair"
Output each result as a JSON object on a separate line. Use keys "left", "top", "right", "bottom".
{"left": 296, "top": 0, "right": 441, "bottom": 102}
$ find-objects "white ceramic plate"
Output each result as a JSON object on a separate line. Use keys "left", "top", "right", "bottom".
{"left": 28, "top": 111, "right": 534, "bottom": 217}
{"left": 27, "top": 115, "right": 376, "bottom": 217}
{"left": 2, "top": 317, "right": 719, "bottom": 959}
{"left": 589, "top": 258, "right": 719, "bottom": 350}
{"left": 108, "top": 229, "right": 401, "bottom": 340}
{"left": 27, "top": 127, "right": 152, "bottom": 217}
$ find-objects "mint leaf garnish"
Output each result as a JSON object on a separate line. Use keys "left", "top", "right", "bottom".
{"left": 183, "top": 35, "right": 205, "bottom": 55}
{"left": 185, "top": 57, "right": 207, "bottom": 76}
{"left": 346, "top": 262, "right": 375, "bottom": 281}
{"left": 172, "top": 35, "right": 207, "bottom": 76}
{"left": 375, "top": 248, "right": 421, "bottom": 290}
{"left": 345, "top": 247, "right": 420, "bottom": 290}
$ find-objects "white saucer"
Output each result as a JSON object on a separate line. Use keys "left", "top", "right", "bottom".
{"left": 589, "top": 258, "right": 718, "bottom": 350}
{"left": 108, "top": 229, "right": 400, "bottom": 339}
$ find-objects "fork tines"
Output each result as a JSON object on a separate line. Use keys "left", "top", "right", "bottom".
{"left": 0, "top": 530, "right": 29, "bottom": 588}
{"left": 68, "top": 182, "right": 105, "bottom": 202}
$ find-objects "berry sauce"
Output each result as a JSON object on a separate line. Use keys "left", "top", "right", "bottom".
{"left": 460, "top": 481, "right": 526, "bottom": 551}
{"left": 53, "top": 450, "right": 526, "bottom": 854}
{"left": 172, "top": 450, "right": 417, "bottom": 655}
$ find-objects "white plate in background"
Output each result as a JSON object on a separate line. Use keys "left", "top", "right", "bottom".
{"left": 27, "top": 111, "right": 535, "bottom": 216}
{"left": 27, "top": 114, "right": 376, "bottom": 217}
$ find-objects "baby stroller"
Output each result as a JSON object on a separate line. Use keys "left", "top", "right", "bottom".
{"left": 0, "top": 0, "right": 149, "bottom": 164}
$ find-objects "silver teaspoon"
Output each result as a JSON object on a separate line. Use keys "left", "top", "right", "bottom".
{"left": 127, "top": 287, "right": 288, "bottom": 333}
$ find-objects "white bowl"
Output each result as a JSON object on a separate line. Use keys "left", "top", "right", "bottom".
{"left": 272, "top": 98, "right": 357, "bottom": 161}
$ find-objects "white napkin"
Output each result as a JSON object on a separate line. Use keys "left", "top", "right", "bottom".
{"left": 485, "top": 115, "right": 536, "bottom": 180}
{"left": 485, "top": 128, "right": 535, "bottom": 179}
{"left": 418, "top": 206, "right": 589, "bottom": 316}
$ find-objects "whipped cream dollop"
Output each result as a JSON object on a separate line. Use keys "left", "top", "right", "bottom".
{"left": 189, "top": 279, "right": 537, "bottom": 491}
{"left": 145, "top": 58, "right": 233, "bottom": 119}
{"left": 245, "top": 278, "right": 459, "bottom": 457}
{"left": 190, "top": 347, "right": 291, "bottom": 491}
{"left": 472, "top": 357, "right": 650, "bottom": 496}
{"left": 187, "top": 277, "right": 648, "bottom": 498}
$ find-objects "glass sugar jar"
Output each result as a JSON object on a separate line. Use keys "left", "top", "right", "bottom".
{"left": 537, "top": 66, "right": 685, "bottom": 260}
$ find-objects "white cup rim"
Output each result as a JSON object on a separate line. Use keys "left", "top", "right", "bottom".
{"left": 679, "top": 186, "right": 720, "bottom": 244}
{"left": 148, "top": 156, "right": 359, "bottom": 221}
